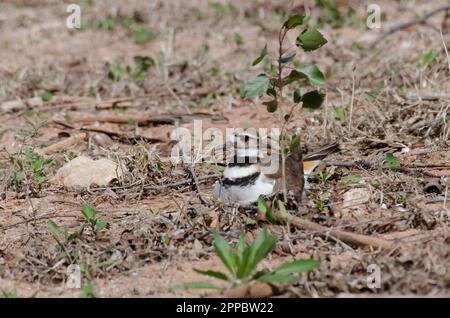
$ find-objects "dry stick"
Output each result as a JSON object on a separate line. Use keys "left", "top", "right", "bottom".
{"left": 348, "top": 70, "right": 355, "bottom": 133}
{"left": 277, "top": 27, "right": 289, "bottom": 204}
{"left": 51, "top": 119, "right": 163, "bottom": 144}
{"left": 278, "top": 211, "right": 395, "bottom": 250}
{"left": 37, "top": 132, "right": 87, "bottom": 155}
{"left": 440, "top": 28, "right": 450, "bottom": 74}
{"left": 369, "top": 4, "right": 450, "bottom": 48}
{"left": 0, "top": 215, "right": 78, "bottom": 231}
{"left": 325, "top": 160, "right": 443, "bottom": 178}
{"left": 186, "top": 166, "right": 213, "bottom": 207}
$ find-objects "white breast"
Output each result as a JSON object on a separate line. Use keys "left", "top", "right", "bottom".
{"left": 213, "top": 174, "right": 275, "bottom": 205}
{"left": 223, "top": 165, "right": 258, "bottom": 179}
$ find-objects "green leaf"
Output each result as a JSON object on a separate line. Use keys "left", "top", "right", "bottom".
{"left": 301, "top": 90, "right": 325, "bottom": 110}
{"left": 279, "top": 52, "right": 296, "bottom": 64}
{"left": 95, "top": 220, "right": 108, "bottom": 230}
{"left": 237, "top": 232, "right": 246, "bottom": 257}
{"left": 108, "top": 63, "right": 125, "bottom": 82}
{"left": 245, "top": 217, "right": 257, "bottom": 225}
{"left": 41, "top": 91, "right": 53, "bottom": 102}
{"left": 258, "top": 273, "right": 298, "bottom": 284}
{"left": 366, "top": 83, "right": 384, "bottom": 100}
{"left": 47, "top": 220, "right": 60, "bottom": 237}
{"left": 340, "top": 175, "right": 362, "bottom": 185}
{"left": 283, "top": 14, "right": 306, "bottom": 29}
{"left": 243, "top": 74, "right": 270, "bottom": 99}
{"left": 331, "top": 105, "right": 346, "bottom": 120}
{"left": 278, "top": 200, "right": 289, "bottom": 221}
{"left": 263, "top": 99, "right": 278, "bottom": 112}
{"left": 273, "top": 259, "right": 320, "bottom": 275}
{"left": 131, "top": 24, "right": 156, "bottom": 44}
{"left": 267, "top": 87, "right": 277, "bottom": 98}
{"left": 257, "top": 197, "right": 268, "bottom": 214}
{"left": 421, "top": 49, "right": 438, "bottom": 68}
{"left": 234, "top": 32, "right": 244, "bottom": 45}
{"left": 385, "top": 153, "right": 398, "bottom": 171}
{"left": 284, "top": 65, "right": 325, "bottom": 87}
{"left": 212, "top": 231, "right": 236, "bottom": 275}
{"left": 297, "top": 65, "right": 326, "bottom": 87}
{"left": 132, "top": 56, "right": 155, "bottom": 78}
{"left": 81, "top": 203, "right": 96, "bottom": 221}
{"left": 193, "top": 269, "right": 229, "bottom": 281}
{"left": 293, "top": 88, "right": 302, "bottom": 103}
{"left": 181, "top": 281, "right": 221, "bottom": 290}
{"left": 252, "top": 44, "right": 268, "bottom": 66}
{"left": 244, "top": 229, "right": 277, "bottom": 277}
{"left": 266, "top": 205, "right": 277, "bottom": 223}
{"left": 296, "top": 28, "right": 327, "bottom": 51}
{"left": 2, "top": 289, "right": 18, "bottom": 298}
{"left": 290, "top": 135, "right": 300, "bottom": 151}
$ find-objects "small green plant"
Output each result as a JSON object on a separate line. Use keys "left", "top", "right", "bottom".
{"left": 1, "top": 289, "right": 18, "bottom": 298}
{"left": 385, "top": 153, "right": 399, "bottom": 171}
{"left": 319, "top": 171, "right": 334, "bottom": 182}
{"left": 108, "top": 56, "right": 155, "bottom": 82}
{"left": 243, "top": 12, "right": 327, "bottom": 203}
{"left": 81, "top": 203, "right": 109, "bottom": 232}
{"left": 131, "top": 56, "right": 155, "bottom": 79}
{"left": 234, "top": 32, "right": 245, "bottom": 46}
{"left": 131, "top": 24, "right": 156, "bottom": 44}
{"left": 313, "top": 192, "right": 331, "bottom": 211}
{"left": 366, "top": 83, "right": 384, "bottom": 100}
{"left": 257, "top": 197, "right": 289, "bottom": 224}
{"left": 108, "top": 63, "right": 126, "bottom": 82}
{"left": 421, "top": 49, "right": 438, "bottom": 68}
{"left": 41, "top": 91, "right": 53, "bottom": 102}
{"left": 47, "top": 218, "right": 83, "bottom": 261}
{"left": 20, "top": 119, "right": 48, "bottom": 138}
{"left": 194, "top": 9, "right": 204, "bottom": 20}
{"left": 9, "top": 146, "right": 53, "bottom": 191}
{"left": 99, "top": 17, "right": 116, "bottom": 30}
{"left": 209, "top": 1, "right": 227, "bottom": 18}
{"left": 340, "top": 175, "right": 362, "bottom": 185}
{"left": 179, "top": 229, "right": 319, "bottom": 290}
{"left": 79, "top": 282, "right": 96, "bottom": 298}
{"left": 330, "top": 105, "right": 346, "bottom": 121}
{"left": 98, "top": 15, "right": 157, "bottom": 44}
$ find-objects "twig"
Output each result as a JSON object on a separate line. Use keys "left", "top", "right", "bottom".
{"left": 348, "top": 70, "right": 355, "bottom": 133}
{"left": 325, "top": 160, "right": 443, "bottom": 178}
{"left": 37, "top": 132, "right": 87, "bottom": 155}
{"left": 0, "top": 215, "right": 79, "bottom": 231}
{"left": 278, "top": 211, "right": 395, "bottom": 250}
{"left": 185, "top": 166, "right": 213, "bottom": 207}
{"left": 51, "top": 119, "right": 164, "bottom": 144}
{"left": 440, "top": 28, "right": 450, "bottom": 74}
{"left": 165, "top": 83, "right": 191, "bottom": 114}
{"left": 369, "top": 4, "right": 450, "bottom": 48}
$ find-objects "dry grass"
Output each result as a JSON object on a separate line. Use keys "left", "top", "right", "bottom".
{"left": 0, "top": 0, "right": 450, "bottom": 297}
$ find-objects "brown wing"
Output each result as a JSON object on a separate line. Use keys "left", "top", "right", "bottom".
{"left": 303, "top": 142, "right": 339, "bottom": 162}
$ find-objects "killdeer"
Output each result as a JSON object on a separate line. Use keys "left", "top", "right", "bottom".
{"left": 212, "top": 131, "right": 339, "bottom": 204}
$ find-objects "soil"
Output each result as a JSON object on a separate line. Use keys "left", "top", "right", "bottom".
{"left": 1, "top": 0, "right": 450, "bottom": 298}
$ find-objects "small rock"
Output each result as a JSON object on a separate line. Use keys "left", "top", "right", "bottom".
{"left": 51, "top": 156, "right": 123, "bottom": 188}
{"left": 248, "top": 282, "right": 274, "bottom": 298}
{"left": 342, "top": 187, "right": 371, "bottom": 218}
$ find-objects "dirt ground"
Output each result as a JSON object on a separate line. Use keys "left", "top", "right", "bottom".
{"left": 1, "top": 0, "right": 450, "bottom": 298}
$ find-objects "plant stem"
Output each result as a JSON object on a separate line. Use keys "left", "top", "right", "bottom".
{"left": 277, "top": 27, "right": 289, "bottom": 203}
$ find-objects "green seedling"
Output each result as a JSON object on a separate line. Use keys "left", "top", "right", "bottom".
{"left": 177, "top": 229, "right": 319, "bottom": 290}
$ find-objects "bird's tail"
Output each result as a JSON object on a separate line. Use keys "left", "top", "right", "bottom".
{"left": 303, "top": 142, "right": 340, "bottom": 162}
